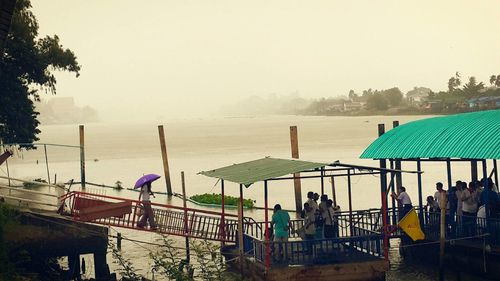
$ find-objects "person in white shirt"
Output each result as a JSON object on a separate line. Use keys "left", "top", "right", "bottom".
{"left": 392, "top": 186, "right": 413, "bottom": 219}
{"left": 137, "top": 182, "right": 157, "bottom": 230}
{"left": 434, "top": 182, "right": 448, "bottom": 210}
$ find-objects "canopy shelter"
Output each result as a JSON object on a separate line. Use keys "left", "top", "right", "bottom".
{"left": 360, "top": 110, "right": 500, "bottom": 228}
{"left": 199, "top": 157, "right": 421, "bottom": 269}
{"left": 361, "top": 109, "right": 500, "bottom": 160}
{"left": 199, "top": 157, "right": 328, "bottom": 188}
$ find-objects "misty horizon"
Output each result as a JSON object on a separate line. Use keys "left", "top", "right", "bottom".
{"left": 31, "top": 0, "right": 500, "bottom": 122}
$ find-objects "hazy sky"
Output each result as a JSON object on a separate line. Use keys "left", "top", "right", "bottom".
{"left": 31, "top": 0, "right": 500, "bottom": 121}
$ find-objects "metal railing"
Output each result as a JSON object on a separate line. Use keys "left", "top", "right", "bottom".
{"left": 61, "top": 191, "right": 241, "bottom": 242}
{"left": 245, "top": 233, "right": 383, "bottom": 267}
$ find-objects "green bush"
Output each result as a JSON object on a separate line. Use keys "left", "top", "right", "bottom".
{"left": 190, "top": 193, "right": 254, "bottom": 208}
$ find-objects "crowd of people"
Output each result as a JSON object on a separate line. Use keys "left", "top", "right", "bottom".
{"left": 270, "top": 191, "right": 342, "bottom": 261}
{"left": 425, "top": 178, "right": 500, "bottom": 236}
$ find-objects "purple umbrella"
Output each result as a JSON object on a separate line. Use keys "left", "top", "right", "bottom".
{"left": 134, "top": 174, "right": 161, "bottom": 189}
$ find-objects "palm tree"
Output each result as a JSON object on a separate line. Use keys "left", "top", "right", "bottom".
{"left": 490, "top": 75, "right": 497, "bottom": 86}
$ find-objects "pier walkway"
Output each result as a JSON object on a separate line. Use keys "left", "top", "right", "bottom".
{"left": 60, "top": 191, "right": 252, "bottom": 243}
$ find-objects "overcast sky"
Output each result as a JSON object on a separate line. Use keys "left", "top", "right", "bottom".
{"left": 31, "top": 0, "right": 500, "bottom": 121}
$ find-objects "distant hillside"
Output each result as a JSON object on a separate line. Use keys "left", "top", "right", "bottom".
{"left": 36, "top": 97, "right": 99, "bottom": 124}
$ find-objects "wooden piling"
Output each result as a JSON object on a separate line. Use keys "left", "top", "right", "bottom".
{"left": 331, "top": 176, "right": 337, "bottom": 207}
{"left": 290, "top": 126, "right": 302, "bottom": 213}
{"left": 79, "top": 125, "right": 85, "bottom": 188}
{"left": 44, "top": 144, "right": 51, "bottom": 185}
{"left": 117, "top": 233, "right": 122, "bottom": 251}
{"left": 181, "top": 171, "right": 190, "bottom": 262}
{"left": 158, "top": 125, "right": 173, "bottom": 196}
{"left": 392, "top": 121, "right": 402, "bottom": 189}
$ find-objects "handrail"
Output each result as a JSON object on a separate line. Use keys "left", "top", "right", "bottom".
{"left": 0, "top": 184, "right": 59, "bottom": 198}
{"left": 62, "top": 191, "right": 240, "bottom": 218}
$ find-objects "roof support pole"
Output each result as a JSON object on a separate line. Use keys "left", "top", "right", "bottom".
{"left": 264, "top": 180, "right": 271, "bottom": 271}
{"left": 320, "top": 167, "right": 325, "bottom": 195}
{"left": 290, "top": 126, "right": 302, "bottom": 214}
{"left": 446, "top": 159, "right": 452, "bottom": 192}
{"left": 347, "top": 169, "right": 353, "bottom": 236}
{"left": 482, "top": 160, "right": 489, "bottom": 220}
{"left": 493, "top": 160, "right": 499, "bottom": 189}
{"left": 378, "top": 124, "right": 389, "bottom": 260}
{"left": 471, "top": 160, "right": 478, "bottom": 183}
{"left": 417, "top": 160, "right": 424, "bottom": 225}
{"left": 221, "top": 180, "right": 226, "bottom": 243}
{"left": 238, "top": 184, "right": 244, "bottom": 273}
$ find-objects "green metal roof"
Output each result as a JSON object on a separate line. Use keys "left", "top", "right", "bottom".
{"left": 361, "top": 110, "right": 500, "bottom": 160}
{"left": 198, "top": 157, "right": 328, "bottom": 187}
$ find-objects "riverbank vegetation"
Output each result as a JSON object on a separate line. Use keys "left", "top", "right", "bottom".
{"left": 190, "top": 193, "right": 255, "bottom": 208}
{"left": 0, "top": 0, "right": 80, "bottom": 148}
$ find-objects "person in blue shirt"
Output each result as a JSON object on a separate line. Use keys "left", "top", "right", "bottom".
{"left": 271, "top": 204, "right": 291, "bottom": 262}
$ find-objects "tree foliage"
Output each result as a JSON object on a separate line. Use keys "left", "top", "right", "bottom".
{"left": 0, "top": 0, "right": 80, "bottom": 146}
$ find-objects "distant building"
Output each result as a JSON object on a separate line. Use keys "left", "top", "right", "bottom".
{"left": 343, "top": 101, "right": 365, "bottom": 111}
{"left": 406, "top": 87, "right": 431, "bottom": 103}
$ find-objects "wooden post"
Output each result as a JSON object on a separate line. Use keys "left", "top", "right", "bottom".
{"left": 439, "top": 191, "right": 448, "bottom": 281}
{"left": 471, "top": 160, "right": 478, "bottom": 183}
{"left": 238, "top": 184, "right": 244, "bottom": 273}
{"left": 44, "top": 144, "right": 51, "bottom": 185}
{"left": 331, "top": 176, "right": 337, "bottom": 207}
{"left": 79, "top": 125, "right": 85, "bottom": 188}
{"left": 290, "top": 126, "right": 302, "bottom": 214}
{"left": 392, "top": 121, "right": 402, "bottom": 224}
{"left": 181, "top": 171, "right": 190, "bottom": 262}
{"left": 378, "top": 124, "right": 389, "bottom": 260}
{"left": 158, "top": 125, "right": 173, "bottom": 195}
{"left": 117, "top": 233, "right": 122, "bottom": 251}
{"left": 264, "top": 180, "right": 271, "bottom": 271}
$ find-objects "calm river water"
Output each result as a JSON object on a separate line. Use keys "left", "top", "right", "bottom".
{"left": 1, "top": 115, "right": 485, "bottom": 280}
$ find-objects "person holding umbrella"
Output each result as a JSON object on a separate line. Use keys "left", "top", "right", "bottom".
{"left": 135, "top": 174, "right": 160, "bottom": 230}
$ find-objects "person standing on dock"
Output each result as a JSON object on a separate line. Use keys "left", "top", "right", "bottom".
{"left": 434, "top": 182, "right": 448, "bottom": 210}
{"left": 137, "top": 182, "right": 157, "bottom": 230}
{"left": 459, "top": 181, "right": 479, "bottom": 236}
{"left": 302, "top": 202, "right": 316, "bottom": 254}
{"left": 271, "top": 204, "right": 291, "bottom": 262}
{"left": 323, "top": 199, "right": 337, "bottom": 238}
{"left": 391, "top": 186, "right": 412, "bottom": 219}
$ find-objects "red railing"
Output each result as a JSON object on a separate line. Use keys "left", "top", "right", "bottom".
{"left": 60, "top": 191, "right": 240, "bottom": 242}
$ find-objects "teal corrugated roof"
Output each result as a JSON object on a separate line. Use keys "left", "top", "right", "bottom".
{"left": 199, "top": 157, "right": 327, "bottom": 187}
{"left": 360, "top": 110, "right": 500, "bottom": 159}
